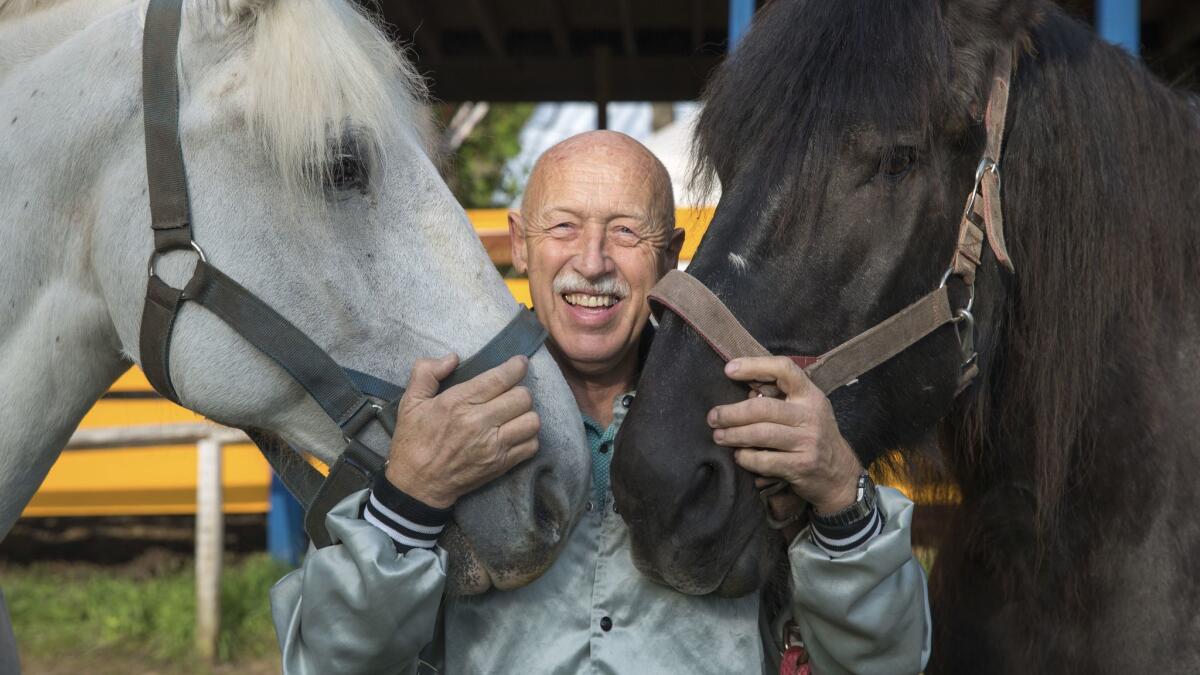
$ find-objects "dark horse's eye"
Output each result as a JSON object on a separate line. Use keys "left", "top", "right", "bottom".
{"left": 879, "top": 145, "right": 917, "bottom": 179}
{"left": 326, "top": 153, "right": 367, "bottom": 193}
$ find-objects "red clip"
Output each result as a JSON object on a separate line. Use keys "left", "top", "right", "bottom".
{"left": 780, "top": 646, "right": 811, "bottom": 675}
{"left": 780, "top": 621, "right": 811, "bottom": 675}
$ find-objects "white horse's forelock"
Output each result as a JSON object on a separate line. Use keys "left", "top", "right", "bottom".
{"left": 212, "top": 0, "right": 431, "bottom": 199}
{"left": 2, "top": 0, "right": 432, "bottom": 201}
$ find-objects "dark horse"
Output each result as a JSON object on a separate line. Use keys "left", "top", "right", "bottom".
{"left": 612, "top": 0, "right": 1200, "bottom": 672}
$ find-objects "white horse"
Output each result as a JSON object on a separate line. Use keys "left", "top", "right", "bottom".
{"left": 0, "top": 0, "right": 589, "bottom": 596}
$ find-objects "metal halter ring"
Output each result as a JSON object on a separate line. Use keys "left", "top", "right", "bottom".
{"left": 147, "top": 240, "right": 207, "bottom": 278}
{"left": 939, "top": 266, "right": 976, "bottom": 313}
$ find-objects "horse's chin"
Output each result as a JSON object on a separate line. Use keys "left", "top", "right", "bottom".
{"left": 438, "top": 522, "right": 495, "bottom": 595}
{"left": 630, "top": 523, "right": 779, "bottom": 598}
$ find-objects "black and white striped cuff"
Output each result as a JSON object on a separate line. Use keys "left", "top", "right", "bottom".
{"left": 810, "top": 505, "right": 885, "bottom": 558}
{"left": 363, "top": 474, "right": 452, "bottom": 553}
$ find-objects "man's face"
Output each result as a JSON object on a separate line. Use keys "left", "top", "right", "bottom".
{"left": 511, "top": 142, "right": 681, "bottom": 377}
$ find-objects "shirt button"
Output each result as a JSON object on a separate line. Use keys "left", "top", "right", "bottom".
{"left": 585, "top": 501, "right": 593, "bottom": 511}
{"left": 621, "top": 395, "right": 633, "bottom": 408}
{"left": 600, "top": 616, "right": 613, "bottom": 632}
{"left": 599, "top": 443, "right": 610, "bottom": 454}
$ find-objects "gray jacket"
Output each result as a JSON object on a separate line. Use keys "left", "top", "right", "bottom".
{"left": 270, "top": 484, "right": 929, "bottom": 674}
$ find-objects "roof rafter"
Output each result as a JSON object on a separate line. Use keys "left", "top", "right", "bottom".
{"left": 467, "top": 0, "right": 509, "bottom": 61}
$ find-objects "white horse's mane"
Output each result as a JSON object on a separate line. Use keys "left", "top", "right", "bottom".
{"left": 1, "top": 0, "right": 431, "bottom": 196}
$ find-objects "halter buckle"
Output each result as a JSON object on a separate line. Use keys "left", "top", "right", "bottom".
{"left": 962, "top": 157, "right": 998, "bottom": 220}
{"left": 341, "top": 400, "right": 386, "bottom": 443}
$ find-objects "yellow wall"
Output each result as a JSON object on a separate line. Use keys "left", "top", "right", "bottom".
{"left": 24, "top": 207, "right": 945, "bottom": 518}
{"left": 22, "top": 209, "right": 711, "bottom": 518}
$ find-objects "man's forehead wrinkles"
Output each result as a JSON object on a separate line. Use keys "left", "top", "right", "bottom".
{"left": 538, "top": 203, "right": 649, "bottom": 224}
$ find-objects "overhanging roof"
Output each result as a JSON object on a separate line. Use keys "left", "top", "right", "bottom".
{"left": 371, "top": 0, "right": 1200, "bottom": 103}
{"left": 373, "top": 0, "right": 731, "bottom": 102}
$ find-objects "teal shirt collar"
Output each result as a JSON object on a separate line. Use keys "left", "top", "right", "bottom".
{"left": 581, "top": 390, "right": 636, "bottom": 507}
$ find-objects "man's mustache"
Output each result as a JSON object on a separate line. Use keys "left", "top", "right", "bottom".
{"left": 552, "top": 271, "right": 630, "bottom": 299}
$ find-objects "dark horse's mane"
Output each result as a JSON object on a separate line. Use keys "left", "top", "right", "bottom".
{"left": 694, "top": 0, "right": 1200, "bottom": 546}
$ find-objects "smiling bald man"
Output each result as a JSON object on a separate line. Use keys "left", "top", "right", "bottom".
{"left": 271, "top": 131, "right": 929, "bottom": 675}
{"left": 510, "top": 131, "right": 682, "bottom": 424}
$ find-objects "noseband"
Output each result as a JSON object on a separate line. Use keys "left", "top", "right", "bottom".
{"left": 139, "top": 0, "right": 546, "bottom": 547}
{"left": 648, "top": 49, "right": 1017, "bottom": 524}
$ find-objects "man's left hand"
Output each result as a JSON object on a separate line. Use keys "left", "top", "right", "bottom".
{"left": 707, "top": 356, "right": 864, "bottom": 515}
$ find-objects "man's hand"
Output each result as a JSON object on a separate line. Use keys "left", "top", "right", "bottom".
{"left": 707, "top": 356, "right": 863, "bottom": 515}
{"left": 385, "top": 354, "right": 541, "bottom": 509}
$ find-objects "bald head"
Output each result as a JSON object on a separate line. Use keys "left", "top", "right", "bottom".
{"left": 507, "top": 129, "right": 685, "bottom": 391}
{"left": 521, "top": 131, "right": 675, "bottom": 237}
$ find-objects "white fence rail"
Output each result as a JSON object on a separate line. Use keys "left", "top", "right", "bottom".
{"left": 66, "top": 423, "right": 249, "bottom": 662}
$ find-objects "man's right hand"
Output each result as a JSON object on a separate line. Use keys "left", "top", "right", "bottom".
{"left": 384, "top": 354, "right": 541, "bottom": 509}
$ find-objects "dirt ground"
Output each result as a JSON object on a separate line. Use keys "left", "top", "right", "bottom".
{"left": 20, "top": 653, "right": 280, "bottom": 675}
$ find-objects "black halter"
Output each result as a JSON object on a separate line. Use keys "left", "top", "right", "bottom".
{"left": 139, "top": 0, "right": 546, "bottom": 547}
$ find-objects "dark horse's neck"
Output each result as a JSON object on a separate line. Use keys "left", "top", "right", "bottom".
{"left": 932, "top": 8, "right": 1200, "bottom": 674}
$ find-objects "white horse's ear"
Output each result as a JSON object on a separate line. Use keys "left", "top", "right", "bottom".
{"left": 212, "top": 0, "right": 274, "bottom": 25}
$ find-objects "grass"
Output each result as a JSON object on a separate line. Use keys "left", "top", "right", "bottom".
{"left": 3, "top": 553, "right": 290, "bottom": 670}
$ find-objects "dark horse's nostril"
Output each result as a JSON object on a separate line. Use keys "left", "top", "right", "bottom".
{"left": 687, "top": 462, "right": 720, "bottom": 503}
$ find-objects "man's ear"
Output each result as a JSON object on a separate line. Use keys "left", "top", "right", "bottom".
{"left": 508, "top": 210, "right": 528, "bottom": 275}
{"left": 663, "top": 227, "right": 686, "bottom": 272}
{"left": 943, "top": 0, "right": 1042, "bottom": 117}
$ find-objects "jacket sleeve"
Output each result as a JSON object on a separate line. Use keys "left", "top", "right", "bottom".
{"left": 270, "top": 489, "right": 447, "bottom": 675}
{"left": 787, "top": 486, "right": 931, "bottom": 675}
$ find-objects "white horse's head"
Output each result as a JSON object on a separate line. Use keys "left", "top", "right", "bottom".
{"left": 17, "top": 0, "right": 587, "bottom": 593}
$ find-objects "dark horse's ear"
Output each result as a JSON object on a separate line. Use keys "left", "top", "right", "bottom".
{"left": 943, "top": 0, "right": 1043, "bottom": 119}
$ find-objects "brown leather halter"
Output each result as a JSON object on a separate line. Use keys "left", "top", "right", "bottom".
{"left": 648, "top": 50, "right": 1016, "bottom": 524}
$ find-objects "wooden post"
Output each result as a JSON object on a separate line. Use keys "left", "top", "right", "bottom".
{"left": 195, "top": 435, "right": 224, "bottom": 662}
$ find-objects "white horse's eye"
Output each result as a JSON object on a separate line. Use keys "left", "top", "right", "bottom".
{"left": 325, "top": 153, "right": 368, "bottom": 194}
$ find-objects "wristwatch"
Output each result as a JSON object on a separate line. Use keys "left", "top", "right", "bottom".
{"left": 810, "top": 472, "right": 877, "bottom": 528}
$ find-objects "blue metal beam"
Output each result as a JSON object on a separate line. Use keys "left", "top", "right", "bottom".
{"left": 267, "top": 474, "right": 307, "bottom": 567}
{"left": 728, "top": 0, "right": 754, "bottom": 51}
{"left": 1096, "top": 0, "right": 1140, "bottom": 57}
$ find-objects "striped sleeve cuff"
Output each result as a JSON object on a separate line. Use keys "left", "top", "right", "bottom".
{"left": 363, "top": 473, "right": 452, "bottom": 553}
{"left": 810, "top": 505, "right": 885, "bottom": 558}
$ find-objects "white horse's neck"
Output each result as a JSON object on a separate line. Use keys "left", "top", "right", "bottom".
{"left": 0, "top": 0, "right": 137, "bottom": 534}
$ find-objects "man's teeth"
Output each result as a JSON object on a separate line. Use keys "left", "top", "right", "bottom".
{"left": 564, "top": 293, "right": 619, "bottom": 308}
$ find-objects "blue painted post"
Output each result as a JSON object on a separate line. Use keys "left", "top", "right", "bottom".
{"left": 1096, "top": 0, "right": 1140, "bottom": 56}
{"left": 728, "top": 0, "right": 754, "bottom": 51}
{"left": 267, "top": 473, "right": 307, "bottom": 566}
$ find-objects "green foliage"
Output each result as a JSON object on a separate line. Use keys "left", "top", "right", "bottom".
{"left": 4, "top": 554, "right": 290, "bottom": 668}
{"left": 447, "top": 103, "right": 535, "bottom": 208}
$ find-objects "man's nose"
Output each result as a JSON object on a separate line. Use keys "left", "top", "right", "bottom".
{"left": 576, "top": 227, "right": 612, "bottom": 278}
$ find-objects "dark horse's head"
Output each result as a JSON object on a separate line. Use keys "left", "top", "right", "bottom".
{"left": 612, "top": 0, "right": 1042, "bottom": 596}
